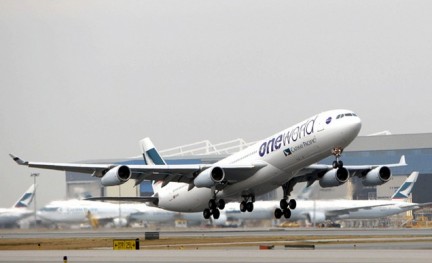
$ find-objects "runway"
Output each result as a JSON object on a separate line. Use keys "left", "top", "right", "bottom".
{"left": 1, "top": 227, "right": 431, "bottom": 239}
{"left": 1, "top": 228, "right": 431, "bottom": 262}
{"left": 0, "top": 249, "right": 431, "bottom": 263}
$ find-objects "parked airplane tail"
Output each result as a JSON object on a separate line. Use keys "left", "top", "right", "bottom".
{"left": 13, "top": 184, "right": 36, "bottom": 208}
{"left": 391, "top": 171, "right": 419, "bottom": 201}
{"left": 296, "top": 182, "right": 319, "bottom": 200}
{"left": 140, "top": 137, "right": 166, "bottom": 193}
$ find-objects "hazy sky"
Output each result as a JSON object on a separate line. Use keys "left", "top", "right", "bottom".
{"left": 1, "top": 1, "right": 432, "bottom": 208}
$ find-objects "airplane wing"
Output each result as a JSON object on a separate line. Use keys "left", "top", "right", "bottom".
{"left": 398, "top": 202, "right": 432, "bottom": 210}
{"left": 286, "top": 155, "right": 407, "bottom": 190}
{"left": 9, "top": 154, "right": 266, "bottom": 186}
{"left": 85, "top": 196, "right": 159, "bottom": 206}
{"left": 307, "top": 155, "right": 406, "bottom": 177}
{"left": 10, "top": 153, "right": 405, "bottom": 193}
{"left": 325, "top": 203, "right": 393, "bottom": 217}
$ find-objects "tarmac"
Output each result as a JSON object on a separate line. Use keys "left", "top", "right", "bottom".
{"left": 0, "top": 227, "right": 431, "bottom": 262}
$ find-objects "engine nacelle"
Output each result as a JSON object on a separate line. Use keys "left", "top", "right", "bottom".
{"left": 194, "top": 167, "right": 225, "bottom": 188}
{"left": 100, "top": 165, "right": 131, "bottom": 186}
{"left": 319, "top": 167, "right": 349, "bottom": 188}
{"left": 307, "top": 211, "right": 326, "bottom": 224}
{"left": 362, "top": 166, "right": 392, "bottom": 186}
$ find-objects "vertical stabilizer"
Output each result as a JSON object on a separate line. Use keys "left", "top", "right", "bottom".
{"left": 296, "top": 182, "right": 318, "bottom": 200}
{"left": 391, "top": 171, "right": 419, "bottom": 201}
{"left": 140, "top": 137, "right": 166, "bottom": 165}
{"left": 13, "top": 184, "right": 36, "bottom": 208}
{"left": 139, "top": 137, "right": 166, "bottom": 193}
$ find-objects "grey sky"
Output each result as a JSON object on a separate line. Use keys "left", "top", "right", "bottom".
{"left": 1, "top": 1, "right": 432, "bottom": 208}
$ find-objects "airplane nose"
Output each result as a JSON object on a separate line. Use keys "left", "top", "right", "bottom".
{"left": 347, "top": 117, "right": 362, "bottom": 136}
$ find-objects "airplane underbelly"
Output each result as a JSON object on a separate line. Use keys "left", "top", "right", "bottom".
{"left": 221, "top": 165, "right": 290, "bottom": 199}
{"left": 158, "top": 186, "right": 212, "bottom": 213}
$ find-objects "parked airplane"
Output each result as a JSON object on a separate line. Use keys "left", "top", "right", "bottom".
{"left": 37, "top": 199, "right": 141, "bottom": 228}
{"left": 129, "top": 180, "right": 317, "bottom": 226}
{"left": 37, "top": 199, "right": 226, "bottom": 228}
{"left": 10, "top": 109, "right": 406, "bottom": 219}
{"left": 0, "top": 184, "right": 36, "bottom": 228}
{"left": 226, "top": 172, "right": 429, "bottom": 224}
{"left": 128, "top": 203, "right": 228, "bottom": 226}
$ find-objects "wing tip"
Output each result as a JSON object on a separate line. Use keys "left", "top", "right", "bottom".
{"left": 400, "top": 155, "right": 407, "bottom": 165}
{"left": 9, "top": 154, "right": 28, "bottom": 165}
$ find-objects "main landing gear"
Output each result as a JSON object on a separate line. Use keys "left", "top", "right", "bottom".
{"left": 274, "top": 183, "right": 297, "bottom": 219}
{"left": 240, "top": 195, "right": 255, "bottom": 213}
{"left": 332, "top": 147, "right": 344, "bottom": 169}
{"left": 203, "top": 198, "right": 225, "bottom": 220}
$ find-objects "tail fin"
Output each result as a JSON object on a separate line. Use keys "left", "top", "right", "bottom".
{"left": 296, "top": 182, "right": 318, "bottom": 200}
{"left": 13, "top": 184, "right": 36, "bottom": 208}
{"left": 140, "top": 137, "right": 166, "bottom": 165}
{"left": 391, "top": 171, "right": 419, "bottom": 201}
{"left": 140, "top": 137, "right": 166, "bottom": 192}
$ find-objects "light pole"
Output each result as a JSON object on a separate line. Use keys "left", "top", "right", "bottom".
{"left": 30, "top": 173, "right": 39, "bottom": 227}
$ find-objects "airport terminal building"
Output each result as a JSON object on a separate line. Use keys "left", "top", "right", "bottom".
{"left": 65, "top": 133, "right": 432, "bottom": 218}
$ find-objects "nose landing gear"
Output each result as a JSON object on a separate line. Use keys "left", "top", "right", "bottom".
{"left": 332, "top": 147, "right": 344, "bottom": 168}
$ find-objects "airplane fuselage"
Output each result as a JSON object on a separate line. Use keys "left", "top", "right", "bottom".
{"left": 156, "top": 110, "right": 361, "bottom": 212}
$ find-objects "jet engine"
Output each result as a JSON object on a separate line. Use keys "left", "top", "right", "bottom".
{"left": 361, "top": 166, "right": 391, "bottom": 186}
{"left": 319, "top": 167, "right": 349, "bottom": 188}
{"left": 100, "top": 165, "right": 131, "bottom": 186}
{"left": 194, "top": 167, "right": 225, "bottom": 188}
{"left": 307, "top": 211, "right": 326, "bottom": 224}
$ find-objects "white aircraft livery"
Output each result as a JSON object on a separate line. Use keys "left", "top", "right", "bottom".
{"left": 0, "top": 184, "right": 36, "bottom": 228}
{"left": 10, "top": 109, "right": 406, "bottom": 219}
{"left": 37, "top": 199, "right": 140, "bottom": 228}
{"left": 226, "top": 172, "right": 430, "bottom": 224}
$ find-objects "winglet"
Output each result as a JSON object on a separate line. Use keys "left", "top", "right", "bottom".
{"left": 9, "top": 154, "right": 29, "bottom": 166}
{"left": 399, "top": 155, "right": 407, "bottom": 166}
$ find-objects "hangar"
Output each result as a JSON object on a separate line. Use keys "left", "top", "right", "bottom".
{"left": 65, "top": 133, "right": 432, "bottom": 205}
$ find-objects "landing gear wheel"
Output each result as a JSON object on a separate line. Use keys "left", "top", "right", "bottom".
{"left": 212, "top": 208, "right": 220, "bottom": 219}
{"left": 331, "top": 147, "right": 344, "bottom": 169}
{"left": 217, "top": 199, "right": 226, "bottom": 210}
{"left": 246, "top": 202, "right": 254, "bottom": 212}
{"left": 274, "top": 208, "right": 283, "bottom": 219}
{"left": 332, "top": 160, "right": 338, "bottom": 169}
{"left": 240, "top": 201, "right": 247, "bottom": 212}
{"left": 208, "top": 199, "right": 217, "bottom": 210}
{"left": 280, "top": 199, "right": 288, "bottom": 210}
{"left": 283, "top": 208, "right": 291, "bottom": 219}
{"left": 203, "top": 208, "right": 211, "bottom": 219}
{"left": 289, "top": 199, "right": 297, "bottom": 210}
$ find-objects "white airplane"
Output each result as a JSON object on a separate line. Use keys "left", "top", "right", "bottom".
{"left": 226, "top": 172, "right": 431, "bottom": 224}
{"left": 37, "top": 199, "right": 141, "bottom": 228}
{"left": 128, "top": 203, "right": 228, "bottom": 226}
{"left": 10, "top": 109, "right": 406, "bottom": 219}
{"left": 0, "top": 184, "right": 36, "bottom": 228}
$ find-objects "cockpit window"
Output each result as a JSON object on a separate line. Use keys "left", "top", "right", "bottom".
{"left": 336, "top": 113, "right": 357, "bottom": 119}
